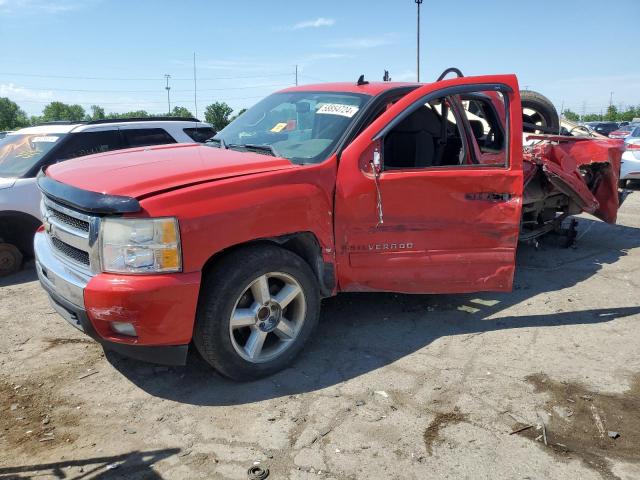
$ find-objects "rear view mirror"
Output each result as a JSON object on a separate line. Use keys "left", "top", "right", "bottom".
{"left": 296, "top": 102, "right": 311, "bottom": 113}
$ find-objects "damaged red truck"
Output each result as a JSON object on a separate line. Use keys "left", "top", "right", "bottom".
{"left": 34, "top": 73, "right": 623, "bottom": 380}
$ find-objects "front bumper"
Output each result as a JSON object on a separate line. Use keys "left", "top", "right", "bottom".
{"left": 34, "top": 230, "right": 199, "bottom": 365}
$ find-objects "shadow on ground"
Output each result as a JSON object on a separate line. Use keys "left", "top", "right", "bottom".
{"left": 0, "top": 260, "right": 36, "bottom": 288}
{"left": 0, "top": 448, "right": 179, "bottom": 479}
{"left": 102, "top": 216, "right": 640, "bottom": 406}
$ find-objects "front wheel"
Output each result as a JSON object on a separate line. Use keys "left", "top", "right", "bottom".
{"left": 0, "top": 243, "right": 23, "bottom": 277}
{"left": 194, "top": 245, "right": 320, "bottom": 381}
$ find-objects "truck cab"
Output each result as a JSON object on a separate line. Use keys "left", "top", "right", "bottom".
{"left": 32, "top": 75, "right": 539, "bottom": 380}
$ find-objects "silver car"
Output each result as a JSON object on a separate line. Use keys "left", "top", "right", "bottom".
{"left": 620, "top": 125, "right": 640, "bottom": 188}
{"left": 0, "top": 118, "right": 215, "bottom": 275}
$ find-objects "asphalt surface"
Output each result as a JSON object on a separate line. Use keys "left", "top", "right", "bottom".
{"left": 1, "top": 187, "right": 639, "bottom": 480}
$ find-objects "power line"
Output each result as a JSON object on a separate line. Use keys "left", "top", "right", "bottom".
{"left": 14, "top": 93, "right": 272, "bottom": 106}
{"left": 0, "top": 71, "right": 293, "bottom": 81}
{"left": 0, "top": 82, "right": 292, "bottom": 93}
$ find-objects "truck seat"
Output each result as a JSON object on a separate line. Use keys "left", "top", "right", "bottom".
{"left": 384, "top": 106, "right": 441, "bottom": 169}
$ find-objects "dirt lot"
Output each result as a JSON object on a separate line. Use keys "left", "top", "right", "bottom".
{"left": 1, "top": 189, "right": 640, "bottom": 480}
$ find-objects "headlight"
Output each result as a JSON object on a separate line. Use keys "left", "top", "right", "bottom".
{"left": 100, "top": 217, "right": 181, "bottom": 274}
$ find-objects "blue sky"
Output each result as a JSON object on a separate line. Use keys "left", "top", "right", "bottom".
{"left": 1, "top": 0, "right": 639, "bottom": 118}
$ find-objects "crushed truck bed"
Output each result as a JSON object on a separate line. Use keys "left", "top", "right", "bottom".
{"left": 521, "top": 135, "right": 624, "bottom": 240}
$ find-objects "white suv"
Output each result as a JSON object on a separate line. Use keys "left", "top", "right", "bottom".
{"left": 0, "top": 118, "right": 215, "bottom": 275}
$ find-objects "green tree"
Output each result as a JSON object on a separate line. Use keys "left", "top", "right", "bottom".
{"left": 562, "top": 109, "right": 580, "bottom": 122}
{"left": 603, "top": 105, "right": 618, "bottom": 122}
{"left": 105, "top": 110, "right": 150, "bottom": 119}
{"left": 41, "top": 101, "right": 86, "bottom": 122}
{"left": 169, "top": 106, "right": 193, "bottom": 118}
{"left": 230, "top": 108, "right": 247, "bottom": 122}
{"left": 204, "top": 101, "right": 233, "bottom": 131}
{"left": 89, "top": 105, "right": 105, "bottom": 120}
{"left": 583, "top": 113, "right": 602, "bottom": 122}
{"left": 619, "top": 105, "right": 639, "bottom": 122}
{"left": 0, "top": 97, "right": 29, "bottom": 130}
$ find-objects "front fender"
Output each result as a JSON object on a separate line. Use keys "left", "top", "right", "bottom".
{"left": 138, "top": 160, "right": 337, "bottom": 273}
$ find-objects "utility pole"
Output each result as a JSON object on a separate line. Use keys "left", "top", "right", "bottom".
{"left": 415, "top": 0, "right": 423, "bottom": 82}
{"left": 164, "top": 74, "right": 171, "bottom": 115}
{"left": 609, "top": 91, "right": 614, "bottom": 108}
{"left": 295, "top": 65, "right": 298, "bottom": 86}
{"left": 582, "top": 101, "right": 587, "bottom": 121}
{"left": 193, "top": 54, "right": 198, "bottom": 119}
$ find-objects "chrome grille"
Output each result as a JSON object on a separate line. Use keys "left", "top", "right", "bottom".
{"left": 41, "top": 197, "right": 99, "bottom": 274}
{"left": 51, "top": 237, "right": 90, "bottom": 266}
{"left": 49, "top": 207, "right": 90, "bottom": 233}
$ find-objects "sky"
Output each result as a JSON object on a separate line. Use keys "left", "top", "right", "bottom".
{"left": 1, "top": 0, "right": 639, "bottom": 118}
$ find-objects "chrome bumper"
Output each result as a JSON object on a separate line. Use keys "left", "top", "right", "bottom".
{"left": 34, "top": 230, "right": 91, "bottom": 329}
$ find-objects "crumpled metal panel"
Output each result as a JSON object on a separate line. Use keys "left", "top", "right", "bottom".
{"left": 524, "top": 136, "right": 624, "bottom": 223}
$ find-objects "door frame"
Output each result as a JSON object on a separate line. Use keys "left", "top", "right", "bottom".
{"left": 334, "top": 75, "right": 523, "bottom": 293}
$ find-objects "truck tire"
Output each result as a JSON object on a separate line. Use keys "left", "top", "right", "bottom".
{"left": 194, "top": 244, "right": 320, "bottom": 381}
{"left": 521, "top": 90, "right": 560, "bottom": 134}
{"left": 0, "top": 243, "right": 23, "bottom": 277}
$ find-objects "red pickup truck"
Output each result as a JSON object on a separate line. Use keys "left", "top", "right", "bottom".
{"left": 34, "top": 73, "right": 623, "bottom": 380}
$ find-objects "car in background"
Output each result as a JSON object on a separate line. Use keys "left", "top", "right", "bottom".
{"left": 620, "top": 125, "right": 640, "bottom": 188}
{"left": 0, "top": 118, "right": 215, "bottom": 275}
{"left": 584, "top": 121, "right": 620, "bottom": 137}
{"left": 609, "top": 122, "right": 640, "bottom": 139}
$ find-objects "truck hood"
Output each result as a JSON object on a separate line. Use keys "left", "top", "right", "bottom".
{"left": 45, "top": 143, "right": 297, "bottom": 198}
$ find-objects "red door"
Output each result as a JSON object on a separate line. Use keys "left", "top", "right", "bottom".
{"left": 334, "top": 75, "right": 523, "bottom": 294}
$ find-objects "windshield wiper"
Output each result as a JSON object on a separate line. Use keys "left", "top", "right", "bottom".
{"left": 206, "top": 138, "right": 227, "bottom": 149}
{"left": 227, "top": 143, "right": 280, "bottom": 157}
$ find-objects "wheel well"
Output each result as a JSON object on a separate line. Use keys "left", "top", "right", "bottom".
{"left": 0, "top": 211, "right": 41, "bottom": 257}
{"left": 201, "top": 232, "right": 335, "bottom": 297}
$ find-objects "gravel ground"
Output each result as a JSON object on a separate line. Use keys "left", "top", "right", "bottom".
{"left": 1, "top": 188, "right": 639, "bottom": 480}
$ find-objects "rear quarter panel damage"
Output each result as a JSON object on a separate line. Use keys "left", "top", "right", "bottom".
{"left": 524, "top": 136, "right": 624, "bottom": 223}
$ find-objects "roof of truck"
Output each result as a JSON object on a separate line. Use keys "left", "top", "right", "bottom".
{"left": 279, "top": 81, "right": 420, "bottom": 96}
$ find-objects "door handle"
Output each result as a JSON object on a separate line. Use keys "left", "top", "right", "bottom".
{"left": 465, "top": 192, "right": 512, "bottom": 202}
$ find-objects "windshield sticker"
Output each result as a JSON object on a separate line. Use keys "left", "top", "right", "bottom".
{"left": 316, "top": 103, "right": 360, "bottom": 118}
{"left": 32, "top": 136, "right": 59, "bottom": 143}
{"left": 270, "top": 122, "right": 288, "bottom": 133}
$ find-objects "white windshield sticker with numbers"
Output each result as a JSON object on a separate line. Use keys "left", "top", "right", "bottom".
{"left": 316, "top": 103, "right": 359, "bottom": 118}
{"left": 32, "top": 136, "right": 59, "bottom": 143}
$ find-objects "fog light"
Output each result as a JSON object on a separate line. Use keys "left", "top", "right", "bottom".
{"left": 111, "top": 322, "right": 137, "bottom": 337}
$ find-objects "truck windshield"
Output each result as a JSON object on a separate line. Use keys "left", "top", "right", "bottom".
{"left": 211, "top": 91, "right": 371, "bottom": 164}
{"left": 0, "top": 133, "right": 65, "bottom": 178}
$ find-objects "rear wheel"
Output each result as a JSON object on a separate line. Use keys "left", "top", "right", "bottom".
{"left": 194, "top": 245, "right": 320, "bottom": 381}
{"left": 521, "top": 90, "right": 560, "bottom": 134}
{"left": 0, "top": 243, "right": 23, "bottom": 277}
